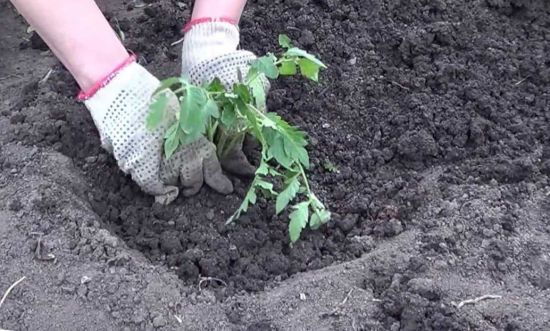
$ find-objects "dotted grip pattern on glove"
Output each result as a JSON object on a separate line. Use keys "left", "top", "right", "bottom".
{"left": 84, "top": 62, "right": 178, "bottom": 200}
{"left": 84, "top": 62, "right": 233, "bottom": 204}
{"left": 182, "top": 21, "right": 270, "bottom": 91}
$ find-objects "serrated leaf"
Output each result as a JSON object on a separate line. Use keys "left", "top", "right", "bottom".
{"left": 276, "top": 176, "right": 300, "bottom": 214}
{"left": 226, "top": 182, "right": 259, "bottom": 224}
{"left": 310, "top": 209, "right": 331, "bottom": 230}
{"left": 285, "top": 47, "right": 327, "bottom": 68}
{"left": 282, "top": 135, "right": 310, "bottom": 168}
{"left": 289, "top": 202, "right": 310, "bottom": 243}
{"left": 207, "top": 78, "right": 225, "bottom": 93}
{"left": 279, "top": 34, "right": 293, "bottom": 49}
{"left": 153, "top": 77, "right": 182, "bottom": 95}
{"left": 256, "top": 179, "right": 276, "bottom": 195}
{"left": 221, "top": 102, "right": 237, "bottom": 127}
{"left": 147, "top": 92, "right": 169, "bottom": 130}
{"left": 233, "top": 84, "right": 252, "bottom": 104}
{"left": 298, "top": 59, "right": 320, "bottom": 82}
{"left": 279, "top": 60, "right": 297, "bottom": 76}
{"left": 298, "top": 58, "right": 321, "bottom": 82}
{"left": 256, "top": 161, "right": 269, "bottom": 176}
{"left": 164, "top": 123, "right": 178, "bottom": 139}
{"left": 265, "top": 113, "right": 309, "bottom": 168}
{"left": 205, "top": 99, "right": 220, "bottom": 118}
{"left": 164, "top": 125, "right": 180, "bottom": 158}
{"left": 267, "top": 134, "right": 294, "bottom": 168}
{"left": 179, "top": 85, "right": 210, "bottom": 139}
{"left": 250, "top": 76, "right": 267, "bottom": 110}
{"left": 251, "top": 54, "right": 279, "bottom": 79}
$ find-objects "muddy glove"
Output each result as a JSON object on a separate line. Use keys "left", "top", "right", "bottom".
{"left": 181, "top": 21, "right": 270, "bottom": 176}
{"left": 82, "top": 57, "right": 233, "bottom": 205}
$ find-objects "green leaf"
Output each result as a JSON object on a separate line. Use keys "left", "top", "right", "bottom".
{"left": 285, "top": 47, "right": 327, "bottom": 68}
{"left": 256, "top": 179, "right": 276, "bottom": 196}
{"left": 283, "top": 135, "right": 310, "bottom": 168}
{"left": 251, "top": 54, "right": 279, "bottom": 79}
{"left": 310, "top": 209, "right": 331, "bottom": 230}
{"left": 289, "top": 202, "right": 310, "bottom": 243}
{"left": 238, "top": 101, "right": 265, "bottom": 146}
{"left": 298, "top": 58, "right": 322, "bottom": 82}
{"left": 179, "top": 85, "right": 210, "bottom": 139}
{"left": 164, "top": 123, "right": 178, "bottom": 139}
{"left": 226, "top": 184, "right": 257, "bottom": 224}
{"left": 249, "top": 76, "right": 267, "bottom": 110}
{"left": 279, "top": 60, "right": 297, "bottom": 76}
{"left": 233, "top": 84, "right": 252, "bottom": 104}
{"left": 205, "top": 98, "right": 220, "bottom": 118}
{"left": 164, "top": 124, "right": 180, "bottom": 158}
{"left": 152, "top": 77, "right": 182, "bottom": 95}
{"left": 207, "top": 78, "right": 225, "bottom": 93}
{"left": 146, "top": 92, "right": 169, "bottom": 130}
{"left": 278, "top": 34, "right": 293, "bottom": 49}
{"left": 264, "top": 113, "right": 309, "bottom": 168}
{"left": 276, "top": 176, "right": 300, "bottom": 214}
{"left": 266, "top": 133, "right": 294, "bottom": 168}
{"left": 221, "top": 102, "right": 237, "bottom": 127}
{"left": 256, "top": 160, "right": 269, "bottom": 176}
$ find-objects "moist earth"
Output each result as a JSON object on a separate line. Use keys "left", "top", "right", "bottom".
{"left": 1, "top": 0, "right": 550, "bottom": 330}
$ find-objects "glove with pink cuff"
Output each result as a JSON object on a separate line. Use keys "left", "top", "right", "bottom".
{"left": 80, "top": 55, "right": 233, "bottom": 205}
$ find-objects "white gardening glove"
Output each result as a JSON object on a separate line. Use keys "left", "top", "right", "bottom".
{"left": 84, "top": 60, "right": 233, "bottom": 204}
{"left": 181, "top": 21, "right": 270, "bottom": 176}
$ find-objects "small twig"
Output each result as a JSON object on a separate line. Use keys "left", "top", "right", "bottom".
{"left": 351, "top": 317, "right": 358, "bottom": 331}
{"left": 515, "top": 76, "right": 529, "bottom": 86}
{"left": 390, "top": 81, "right": 411, "bottom": 91}
{"left": 323, "top": 288, "right": 354, "bottom": 317}
{"left": 34, "top": 235, "right": 55, "bottom": 261}
{"left": 171, "top": 38, "right": 184, "bottom": 46}
{"left": 0, "top": 276, "right": 26, "bottom": 310}
{"left": 113, "top": 18, "right": 125, "bottom": 42}
{"left": 452, "top": 294, "right": 502, "bottom": 308}
{"left": 198, "top": 277, "right": 227, "bottom": 291}
{"left": 173, "top": 315, "right": 182, "bottom": 324}
{"left": 0, "top": 74, "right": 20, "bottom": 81}
{"left": 38, "top": 69, "right": 54, "bottom": 84}
{"left": 340, "top": 289, "right": 353, "bottom": 306}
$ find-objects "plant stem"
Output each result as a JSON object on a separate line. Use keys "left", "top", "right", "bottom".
{"left": 216, "top": 130, "right": 228, "bottom": 159}
{"left": 298, "top": 163, "right": 312, "bottom": 195}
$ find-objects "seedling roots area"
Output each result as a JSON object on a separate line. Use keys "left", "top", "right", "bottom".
{"left": 2, "top": 0, "right": 550, "bottom": 330}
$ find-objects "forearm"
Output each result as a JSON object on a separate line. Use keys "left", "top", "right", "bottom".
{"left": 10, "top": 0, "right": 128, "bottom": 91}
{"left": 191, "top": 0, "right": 247, "bottom": 22}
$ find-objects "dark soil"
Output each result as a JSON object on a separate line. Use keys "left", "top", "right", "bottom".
{"left": 2, "top": 0, "right": 550, "bottom": 330}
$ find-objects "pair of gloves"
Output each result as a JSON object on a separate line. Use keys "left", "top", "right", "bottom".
{"left": 83, "top": 22, "right": 262, "bottom": 204}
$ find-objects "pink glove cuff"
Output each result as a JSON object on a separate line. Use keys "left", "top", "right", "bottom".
{"left": 183, "top": 17, "right": 237, "bottom": 33}
{"left": 77, "top": 54, "right": 137, "bottom": 101}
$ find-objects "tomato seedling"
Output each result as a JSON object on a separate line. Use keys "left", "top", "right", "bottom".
{"left": 146, "top": 34, "right": 330, "bottom": 243}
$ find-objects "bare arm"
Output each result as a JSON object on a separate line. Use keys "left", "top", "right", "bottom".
{"left": 9, "top": 0, "right": 128, "bottom": 91}
{"left": 191, "top": 0, "right": 247, "bottom": 22}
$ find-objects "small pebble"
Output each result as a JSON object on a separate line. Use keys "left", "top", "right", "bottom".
{"left": 152, "top": 315, "right": 167, "bottom": 328}
{"left": 206, "top": 209, "right": 215, "bottom": 221}
{"left": 81, "top": 275, "right": 92, "bottom": 284}
{"left": 85, "top": 156, "right": 97, "bottom": 163}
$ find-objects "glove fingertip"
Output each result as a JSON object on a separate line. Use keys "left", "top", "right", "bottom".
{"left": 154, "top": 186, "right": 179, "bottom": 205}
